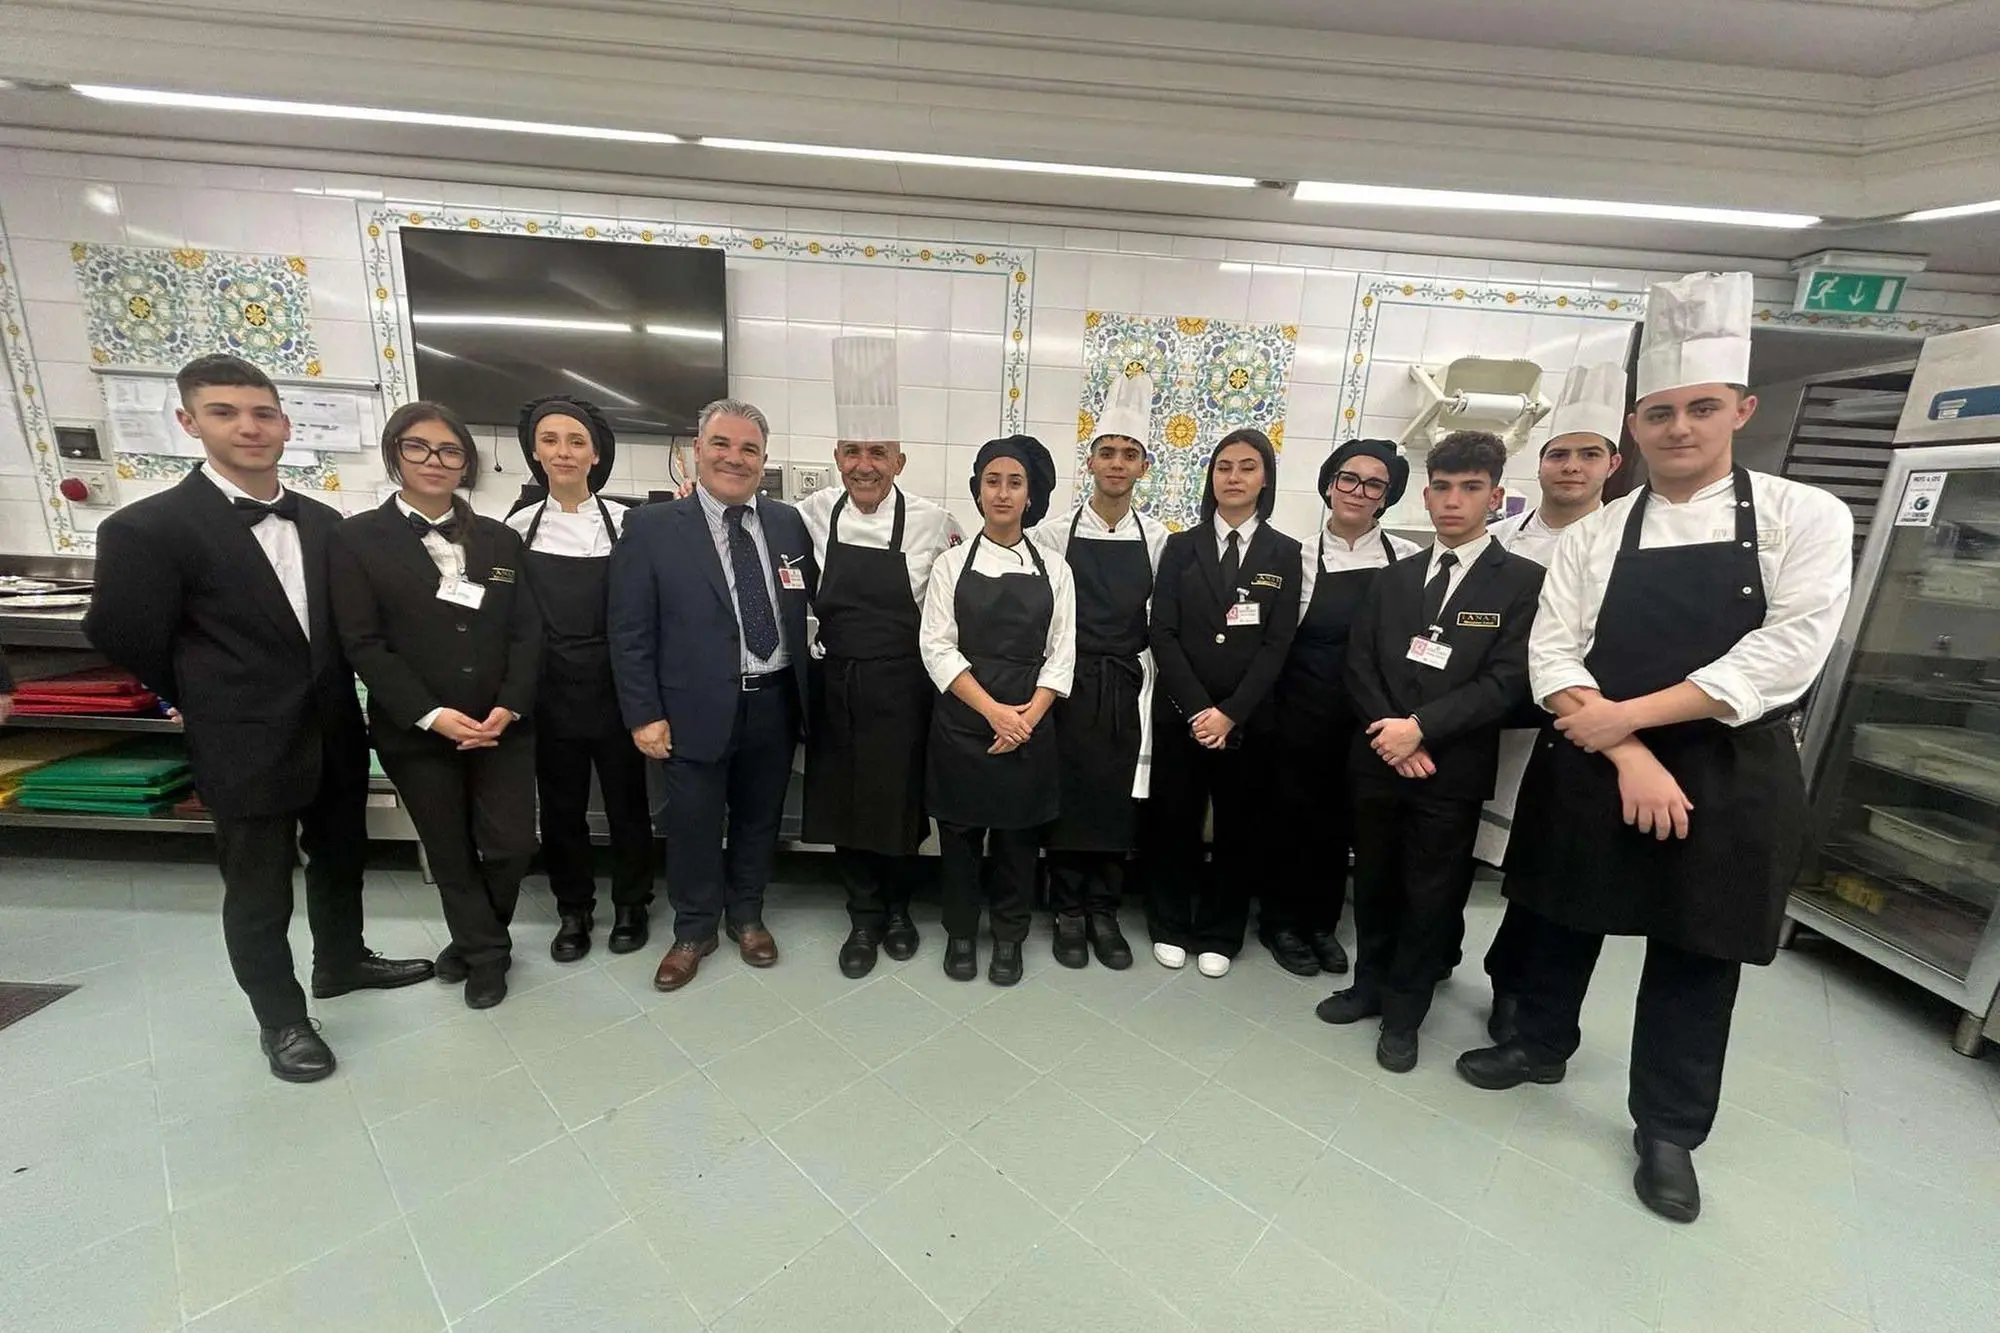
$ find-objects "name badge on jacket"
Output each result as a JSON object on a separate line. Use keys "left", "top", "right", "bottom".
{"left": 1456, "top": 611, "right": 1500, "bottom": 629}
{"left": 778, "top": 557, "right": 807, "bottom": 592}
{"left": 1226, "top": 598, "right": 1262, "bottom": 627}
{"left": 437, "top": 579, "right": 485, "bottom": 610}
{"left": 1407, "top": 635, "right": 1452, "bottom": 669}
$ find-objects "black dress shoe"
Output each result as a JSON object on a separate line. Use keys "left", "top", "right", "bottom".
{"left": 1265, "top": 928, "right": 1322, "bottom": 978}
{"left": 1315, "top": 987, "right": 1382, "bottom": 1025}
{"left": 465, "top": 965, "right": 508, "bottom": 1010}
{"left": 989, "top": 939, "right": 1024, "bottom": 986}
{"left": 1376, "top": 1027, "right": 1419, "bottom": 1074}
{"left": 1087, "top": 913, "right": 1133, "bottom": 970}
{"left": 882, "top": 908, "right": 920, "bottom": 961}
{"left": 1052, "top": 914, "right": 1090, "bottom": 970}
{"left": 434, "top": 946, "right": 467, "bottom": 985}
{"left": 1454, "top": 1042, "right": 1567, "bottom": 1090}
{"left": 550, "top": 910, "right": 594, "bottom": 964}
{"left": 310, "top": 950, "right": 437, "bottom": 999}
{"left": 1487, "top": 994, "right": 1521, "bottom": 1045}
{"left": 260, "top": 1020, "right": 336, "bottom": 1083}
{"left": 943, "top": 937, "right": 978, "bottom": 982}
{"left": 608, "top": 905, "right": 650, "bottom": 954}
{"left": 839, "top": 927, "right": 882, "bottom": 980}
{"left": 1308, "top": 930, "right": 1349, "bottom": 975}
{"left": 1633, "top": 1130, "right": 1701, "bottom": 1222}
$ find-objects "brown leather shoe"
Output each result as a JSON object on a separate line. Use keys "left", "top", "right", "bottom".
{"left": 652, "top": 937, "right": 718, "bottom": 992}
{"left": 727, "top": 920, "right": 780, "bottom": 968}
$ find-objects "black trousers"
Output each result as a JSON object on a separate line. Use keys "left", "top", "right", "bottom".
{"left": 1483, "top": 900, "right": 1534, "bottom": 996}
{"left": 379, "top": 735, "right": 538, "bottom": 971}
{"left": 1143, "top": 731, "right": 1263, "bottom": 957}
{"left": 658, "top": 687, "right": 797, "bottom": 943}
{"left": 839, "top": 847, "right": 919, "bottom": 930}
{"left": 536, "top": 729, "right": 655, "bottom": 914}
{"left": 1350, "top": 791, "right": 1484, "bottom": 1032}
{"left": 211, "top": 752, "right": 369, "bottom": 1030}
{"left": 1260, "top": 739, "right": 1353, "bottom": 938}
{"left": 1512, "top": 910, "right": 1742, "bottom": 1149}
{"left": 937, "top": 823, "right": 1038, "bottom": 943}
{"left": 1047, "top": 849, "right": 1123, "bottom": 918}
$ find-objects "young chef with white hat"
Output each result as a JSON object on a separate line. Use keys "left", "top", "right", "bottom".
{"left": 1477, "top": 362, "right": 1627, "bottom": 1039}
{"left": 799, "top": 337, "right": 963, "bottom": 978}
{"left": 1029, "top": 371, "right": 1169, "bottom": 971}
{"left": 1455, "top": 272, "right": 1854, "bottom": 1223}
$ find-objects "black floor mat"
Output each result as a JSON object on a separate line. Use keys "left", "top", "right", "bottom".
{"left": 0, "top": 982, "right": 79, "bottom": 1033}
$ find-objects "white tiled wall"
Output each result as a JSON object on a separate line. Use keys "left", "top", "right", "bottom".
{"left": 2, "top": 144, "right": 1995, "bottom": 555}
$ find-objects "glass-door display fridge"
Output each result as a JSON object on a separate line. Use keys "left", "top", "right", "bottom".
{"left": 1792, "top": 325, "right": 2000, "bottom": 1056}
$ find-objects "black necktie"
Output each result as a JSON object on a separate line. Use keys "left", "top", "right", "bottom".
{"left": 1421, "top": 550, "right": 1459, "bottom": 626}
{"left": 1220, "top": 529, "right": 1241, "bottom": 592}
{"left": 405, "top": 509, "right": 464, "bottom": 543}
{"left": 726, "top": 504, "right": 781, "bottom": 663}
{"left": 233, "top": 492, "right": 300, "bottom": 527}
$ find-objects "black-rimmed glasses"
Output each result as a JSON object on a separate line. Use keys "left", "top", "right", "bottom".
{"left": 397, "top": 438, "right": 469, "bottom": 468}
{"left": 1331, "top": 469, "right": 1389, "bottom": 499}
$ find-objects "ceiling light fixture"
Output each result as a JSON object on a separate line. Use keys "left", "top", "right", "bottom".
{"left": 71, "top": 84, "right": 684, "bottom": 146}
{"left": 412, "top": 314, "right": 633, "bottom": 333}
{"left": 294, "top": 186, "right": 385, "bottom": 201}
{"left": 1292, "top": 181, "right": 1819, "bottom": 229}
{"left": 1898, "top": 199, "right": 2000, "bottom": 223}
{"left": 702, "top": 137, "right": 1259, "bottom": 188}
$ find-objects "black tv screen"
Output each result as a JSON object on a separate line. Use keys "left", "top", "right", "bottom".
{"left": 399, "top": 229, "right": 728, "bottom": 435}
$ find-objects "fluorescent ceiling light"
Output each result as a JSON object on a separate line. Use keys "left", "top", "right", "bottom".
{"left": 560, "top": 369, "right": 639, "bottom": 406}
{"left": 643, "top": 323, "right": 726, "bottom": 342}
{"left": 1899, "top": 199, "right": 2000, "bottom": 223}
{"left": 71, "top": 84, "right": 684, "bottom": 146}
{"left": 1292, "top": 181, "right": 1818, "bottom": 229}
{"left": 413, "top": 343, "right": 458, "bottom": 360}
{"left": 412, "top": 314, "right": 632, "bottom": 333}
{"left": 703, "top": 137, "right": 1257, "bottom": 188}
{"left": 294, "top": 185, "right": 384, "bottom": 200}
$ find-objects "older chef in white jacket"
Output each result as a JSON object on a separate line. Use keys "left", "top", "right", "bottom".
{"left": 1455, "top": 272, "right": 1853, "bottom": 1226}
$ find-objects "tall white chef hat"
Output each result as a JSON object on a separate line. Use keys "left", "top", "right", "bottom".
{"left": 1543, "top": 361, "right": 1628, "bottom": 450}
{"left": 1092, "top": 368, "right": 1155, "bottom": 454}
{"left": 1635, "top": 271, "right": 1754, "bottom": 401}
{"left": 832, "top": 335, "right": 899, "bottom": 442}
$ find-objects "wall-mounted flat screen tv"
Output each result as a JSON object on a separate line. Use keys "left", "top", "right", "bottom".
{"left": 399, "top": 229, "right": 728, "bottom": 435}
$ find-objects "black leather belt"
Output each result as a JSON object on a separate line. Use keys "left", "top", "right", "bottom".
{"left": 740, "top": 671, "right": 787, "bottom": 693}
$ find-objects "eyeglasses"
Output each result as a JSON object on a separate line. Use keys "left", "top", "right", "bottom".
{"left": 397, "top": 438, "right": 469, "bottom": 468}
{"left": 1331, "top": 470, "right": 1389, "bottom": 499}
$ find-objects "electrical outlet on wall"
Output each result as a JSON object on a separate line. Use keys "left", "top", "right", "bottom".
{"left": 790, "top": 465, "right": 830, "bottom": 500}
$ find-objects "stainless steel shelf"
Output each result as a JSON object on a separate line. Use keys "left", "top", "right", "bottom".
{"left": 2, "top": 714, "right": 182, "bottom": 733}
{"left": 0, "top": 809, "right": 213, "bottom": 834}
{"left": 1850, "top": 756, "right": 2000, "bottom": 809}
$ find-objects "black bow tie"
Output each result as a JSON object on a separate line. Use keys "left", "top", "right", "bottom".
{"left": 232, "top": 492, "right": 300, "bottom": 527}
{"left": 405, "top": 509, "right": 465, "bottom": 543}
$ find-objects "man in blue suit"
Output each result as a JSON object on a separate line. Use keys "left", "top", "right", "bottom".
{"left": 609, "top": 398, "right": 816, "bottom": 991}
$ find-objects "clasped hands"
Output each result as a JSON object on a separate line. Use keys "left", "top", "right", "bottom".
{"left": 1553, "top": 691, "right": 1693, "bottom": 841}
{"left": 433, "top": 707, "right": 516, "bottom": 750}
{"left": 1366, "top": 715, "right": 1434, "bottom": 779}
{"left": 984, "top": 699, "right": 1047, "bottom": 755}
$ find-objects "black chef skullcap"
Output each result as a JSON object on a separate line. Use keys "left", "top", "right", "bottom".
{"left": 1318, "top": 438, "right": 1409, "bottom": 515}
{"left": 1199, "top": 427, "right": 1279, "bottom": 523}
{"left": 517, "top": 395, "right": 616, "bottom": 493}
{"left": 969, "top": 434, "right": 1057, "bottom": 528}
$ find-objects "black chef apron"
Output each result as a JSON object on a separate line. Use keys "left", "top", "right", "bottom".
{"left": 925, "top": 533, "right": 1059, "bottom": 831}
{"left": 522, "top": 497, "right": 623, "bottom": 739}
{"left": 1505, "top": 467, "right": 1806, "bottom": 964}
{"left": 1048, "top": 510, "right": 1155, "bottom": 852}
{"left": 1277, "top": 529, "right": 1399, "bottom": 751}
{"left": 802, "top": 490, "right": 934, "bottom": 855}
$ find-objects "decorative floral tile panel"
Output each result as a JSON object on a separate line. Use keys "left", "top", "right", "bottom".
{"left": 72, "top": 244, "right": 321, "bottom": 376}
{"left": 1076, "top": 311, "right": 1296, "bottom": 531}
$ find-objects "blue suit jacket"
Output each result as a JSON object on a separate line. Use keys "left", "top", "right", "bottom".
{"left": 607, "top": 494, "right": 817, "bottom": 763}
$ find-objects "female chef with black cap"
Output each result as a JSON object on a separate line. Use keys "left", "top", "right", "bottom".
{"left": 504, "top": 395, "right": 654, "bottom": 963}
{"left": 1258, "top": 440, "right": 1422, "bottom": 977}
{"left": 918, "top": 434, "right": 1075, "bottom": 987}
{"left": 1145, "top": 427, "right": 1302, "bottom": 979}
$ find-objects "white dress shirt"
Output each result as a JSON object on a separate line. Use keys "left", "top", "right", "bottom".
{"left": 920, "top": 534, "right": 1077, "bottom": 698}
{"left": 1299, "top": 523, "right": 1423, "bottom": 609}
{"left": 1418, "top": 531, "right": 1494, "bottom": 621}
{"left": 1212, "top": 511, "right": 1261, "bottom": 564}
{"left": 395, "top": 496, "right": 472, "bottom": 733}
{"left": 696, "top": 484, "right": 792, "bottom": 674}
{"left": 798, "top": 483, "right": 962, "bottom": 606}
{"left": 505, "top": 495, "right": 629, "bottom": 557}
{"left": 1487, "top": 508, "right": 1572, "bottom": 570}
{"left": 1529, "top": 469, "right": 1854, "bottom": 724}
{"left": 205, "top": 469, "right": 308, "bottom": 637}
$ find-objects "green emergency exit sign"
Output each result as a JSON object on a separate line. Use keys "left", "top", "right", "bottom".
{"left": 1795, "top": 270, "right": 1907, "bottom": 315}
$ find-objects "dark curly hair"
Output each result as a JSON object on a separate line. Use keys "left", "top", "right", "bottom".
{"left": 1426, "top": 430, "right": 1507, "bottom": 485}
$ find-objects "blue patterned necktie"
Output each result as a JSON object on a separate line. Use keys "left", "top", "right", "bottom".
{"left": 726, "top": 504, "right": 781, "bottom": 662}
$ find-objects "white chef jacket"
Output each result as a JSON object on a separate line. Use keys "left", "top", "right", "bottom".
{"left": 920, "top": 534, "right": 1076, "bottom": 698}
{"left": 504, "top": 495, "right": 629, "bottom": 556}
{"left": 205, "top": 469, "right": 308, "bottom": 637}
{"left": 1299, "top": 523, "right": 1423, "bottom": 609}
{"left": 1530, "top": 469, "right": 1854, "bottom": 723}
{"left": 798, "top": 484, "right": 962, "bottom": 608}
{"left": 1487, "top": 508, "right": 1568, "bottom": 570}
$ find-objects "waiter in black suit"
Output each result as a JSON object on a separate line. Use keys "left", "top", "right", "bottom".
{"left": 1145, "top": 428, "right": 1302, "bottom": 981}
{"left": 1317, "top": 430, "right": 1543, "bottom": 1074}
{"left": 609, "top": 398, "right": 815, "bottom": 993}
{"left": 86, "top": 354, "right": 432, "bottom": 1084}
{"left": 329, "top": 402, "right": 542, "bottom": 1011}
{"left": 504, "top": 395, "right": 653, "bottom": 964}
